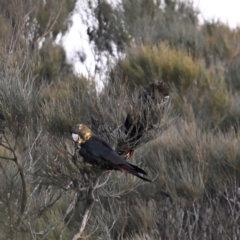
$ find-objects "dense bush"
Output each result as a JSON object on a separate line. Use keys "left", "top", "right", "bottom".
{"left": 119, "top": 43, "right": 203, "bottom": 90}
{"left": 119, "top": 43, "right": 231, "bottom": 130}
{"left": 0, "top": 0, "right": 240, "bottom": 239}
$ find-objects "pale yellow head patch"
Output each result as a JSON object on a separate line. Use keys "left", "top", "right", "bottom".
{"left": 74, "top": 124, "right": 92, "bottom": 143}
{"left": 83, "top": 131, "right": 91, "bottom": 141}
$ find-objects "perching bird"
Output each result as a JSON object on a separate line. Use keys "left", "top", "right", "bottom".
{"left": 116, "top": 81, "right": 169, "bottom": 159}
{"left": 71, "top": 124, "right": 151, "bottom": 182}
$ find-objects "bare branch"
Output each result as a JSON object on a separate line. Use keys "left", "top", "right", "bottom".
{"left": 71, "top": 178, "right": 99, "bottom": 240}
{"left": 37, "top": 192, "right": 63, "bottom": 218}
{"left": 0, "top": 155, "right": 15, "bottom": 161}
{"left": 1, "top": 133, "right": 27, "bottom": 229}
{"left": 40, "top": 1, "right": 64, "bottom": 39}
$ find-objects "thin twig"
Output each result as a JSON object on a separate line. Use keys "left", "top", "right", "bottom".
{"left": 2, "top": 133, "right": 27, "bottom": 228}
{"left": 40, "top": 192, "right": 78, "bottom": 240}
{"left": 0, "top": 155, "right": 15, "bottom": 161}
{"left": 71, "top": 178, "right": 99, "bottom": 240}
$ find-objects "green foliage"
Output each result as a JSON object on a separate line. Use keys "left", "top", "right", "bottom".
{"left": 119, "top": 43, "right": 231, "bottom": 129}
{"left": 226, "top": 55, "right": 240, "bottom": 91}
{"left": 34, "top": 0, "right": 76, "bottom": 38}
{"left": 120, "top": 43, "right": 203, "bottom": 90}
{"left": 122, "top": 0, "right": 204, "bottom": 56}
{"left": 0, "top": 0, "right": 75, "bottom": 88}
{"left": 172, "top": 66, "right": 230, "bottom": 129}
{"left": 138, "top": 122, "right": 240, "bottom": 199}
{"left": 0, "top": 71, "right": 40, "bottom": 133}
{"left": 87, "top": 0, "right": 129, "bottom": 53}
{"left": 33, "top": 40, "right": 68, "bottom": 84}
{"left": 218, "top": 93, "right": 240, "bottom": 131}
{"left": 201, "top": 21, "right": 240, "bottom": 64}
{"left": 0, "top": 0, "right": 240, "bottom": 239}
{"left": 118, "top": 121, "right": 240, "bottom": 239}
{"left": 43, "top": 75, "right": 98, "bottom": 136}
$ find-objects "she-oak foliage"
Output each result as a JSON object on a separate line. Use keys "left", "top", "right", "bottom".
{"left": 0, "top": 0, "right": 240, "bottom": 239}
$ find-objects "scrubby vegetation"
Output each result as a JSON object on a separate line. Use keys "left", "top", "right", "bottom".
{"left": 0, "top": 0, "right": 240, "bottom": 239}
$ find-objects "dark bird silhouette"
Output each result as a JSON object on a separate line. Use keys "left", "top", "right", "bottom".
{"left": 124, "top": 81, "right": 169, "bottom": 140}
{"left": 71, "top": 124, "right": 151, "bottom": 182}
{"left": 116, "top": 81, "right": 169, "bottom": 158}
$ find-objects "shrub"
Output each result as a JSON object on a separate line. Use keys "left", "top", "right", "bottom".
{"left": 120, "top": 43, "right": 203, "bottom": 91}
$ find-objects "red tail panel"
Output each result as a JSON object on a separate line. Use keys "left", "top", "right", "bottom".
{"left": 119, "top": 167, "right": 131, "bottom": 173}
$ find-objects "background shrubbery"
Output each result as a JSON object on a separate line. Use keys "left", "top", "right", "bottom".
{"left": 0, "top": 0, "right": 240, "bottom": 239}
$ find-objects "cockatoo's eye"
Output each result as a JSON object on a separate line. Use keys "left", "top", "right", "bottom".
{"left": 72, "top": 133, "right": 80, "bottom": 142}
